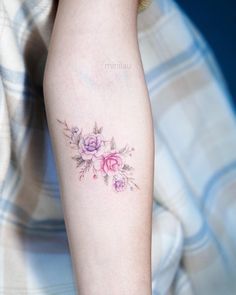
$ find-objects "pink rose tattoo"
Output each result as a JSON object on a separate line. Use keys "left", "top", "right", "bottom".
{"left": 57, "top": 119, "right": 139, "bottom": 192}
{"left": 100, "top": 152, "right": 123, "bottom": 175}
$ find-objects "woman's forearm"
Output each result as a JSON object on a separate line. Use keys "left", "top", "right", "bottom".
{"left": 43, "top": 1, "right": 154, "bottom": 294}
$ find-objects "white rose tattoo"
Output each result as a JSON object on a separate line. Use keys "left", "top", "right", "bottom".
{"left": 57, "top": 119, "right": 139, "bottom": 192}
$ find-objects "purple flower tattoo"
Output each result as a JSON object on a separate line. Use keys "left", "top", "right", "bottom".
{"left": 57, "top": 119, "right": 139, "bottom": 192}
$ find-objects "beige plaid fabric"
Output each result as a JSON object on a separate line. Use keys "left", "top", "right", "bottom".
{"left": 138, "top": 0, "right": 152, "bottom": 12}
{"left": 0, "top": 0, "right": 236, "bottom": 294}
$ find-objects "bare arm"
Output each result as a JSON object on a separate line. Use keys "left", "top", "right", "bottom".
{"left": 43, "top": 0, "right": 154, "bottom": 294}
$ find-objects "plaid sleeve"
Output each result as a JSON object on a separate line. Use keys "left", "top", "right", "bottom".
{"left": 138, "top": 0, "right": 152, "bottom": 12}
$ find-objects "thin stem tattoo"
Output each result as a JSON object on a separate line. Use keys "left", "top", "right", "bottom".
{"left": 57, "top": 120, "right": 140, "bottom": 192}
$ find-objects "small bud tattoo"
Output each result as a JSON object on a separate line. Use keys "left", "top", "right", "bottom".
{"left": 57, "top": 119, "right": 139, "bottom": 192}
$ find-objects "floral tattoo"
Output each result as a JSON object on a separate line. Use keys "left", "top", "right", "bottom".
{"left": 57, "top": 119, "right": 139, "bottom": 192}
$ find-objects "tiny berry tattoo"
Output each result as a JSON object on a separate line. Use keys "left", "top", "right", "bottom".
{"left": 57, "top": 119, "right": 139, "bottom": 192}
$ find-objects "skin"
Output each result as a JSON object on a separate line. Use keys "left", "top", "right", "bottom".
{"left": 43, "top": 0, "right": 154, "bottom": 294}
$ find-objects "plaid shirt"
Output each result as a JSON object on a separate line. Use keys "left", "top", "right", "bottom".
{"left": 1, "top": 0, "right": 236, "bottom": 294}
